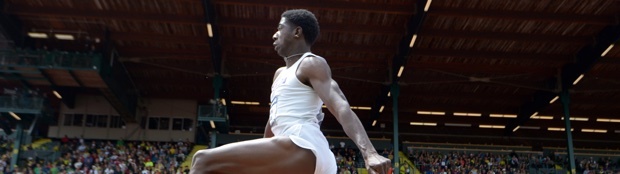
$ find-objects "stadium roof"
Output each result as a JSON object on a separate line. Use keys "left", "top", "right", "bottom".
{"left": 1, "top": 0, "right": 620, "bottom": 148}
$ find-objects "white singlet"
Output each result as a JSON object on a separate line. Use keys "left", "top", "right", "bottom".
{"left": 269, "top": 52, "right": 337, "bottom": 174}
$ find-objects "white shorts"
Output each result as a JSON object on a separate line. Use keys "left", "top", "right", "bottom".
{"left": 271, "top": 119, "right": 337, "bottom": 174}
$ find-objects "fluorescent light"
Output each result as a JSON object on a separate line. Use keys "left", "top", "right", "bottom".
{"left": 417, "top": 111, "right": 445, "bottom": 115}
{"left": 53, "top": 90, "right": 62, "bottom": 99}
{"left": 596, "top": 118, "right": 620, "bottom": 123}
{"left": 582, "top": 129, "right": 607, "bottom": 133}
{"left": 573, "top": 74, "right": 584, "bottom": 85}
{"left": 230, "top": 101, "right": 260, "bottom": 105}
{"left": 54, "top": 34, "right": 75, "bottom": 40}
{"left": 530, "top": 112, "right": 538, "bottom": 118}
{"left": 27, "top": 32, "right": 48, "bottom": 39}
{"left": 410, "top": 122, "right": 436, "bottom": 126}
{"left": 209, "top": 120, "right": 215, "bottom": 129}
{"left": 616, "top": 130, "right": 620, "bottom": 133}
{"left": 358, "top": 106, "right": 372, "bottom": 110}
{"left": 513, "top": 126, "right": 520, "bottom": 132}
{"left": 379, "top": 106, "right": 385, "bottom": 113}
{"left": 444, "top": 123, "right": 471, "bottom": 127}
{"left": 548, "top": 127, "right": 562, "bottom": 131}
{"left": 322, "top": 105, "right": 327, "bottom": 108}
{"left": 387, "top": 92, "right": 391, "bottom": 97}
{"left": 220, "top": 98, "right": 226, "bottom": 106}
{"left": 531, "top": 115, "right": 554, "bottom": 120}
{"left": 9, "top": 111, "right": 21, "bottom": 120}
{"left": 479, "top": 125, "right": 505, "bottom": 129}
{"left": 549, "top": 96, "right": 559, "bottom": 104}
{"left": 424, "top": 0, "right": 433, "bottom": 12}
{"left": 561, "top": 117, "right": 588, "bottom": 121}
{"left": 207, "top": 23, "right": 214, "bottom": 38}
{"left": 372, "top": 120, "right": 377, "bottom": 126}
{"left": 453, "top": 112, "right": 481, "bottom": 117}
{"left": 408, "top": 34, "right": 418, "bottom": 48}
{"left": 601, "top": 44, "right": 614, "bottom": 57}
{"left": 548, "top": 127, "right": 573, "bottom": 131}
{"left": 350, "top": 106, "right": 372, "bottom": 110}
{"left": 489, "top": 114, "right": 517, "bottom": 118}
{"left": 397, "top": 66, "right": 404, "bottom": 77}
{"left": 520, "top": 126, "right": 540, "bottom": 130}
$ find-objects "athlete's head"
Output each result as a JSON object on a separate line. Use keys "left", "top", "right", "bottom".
{"left": 280, "top": 9, "right": 320, "bottom": 45}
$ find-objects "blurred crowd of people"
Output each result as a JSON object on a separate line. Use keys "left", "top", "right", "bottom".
{"left": 406, "top": 150, "right": 620, "bottom": 174}
{"left": 2, "top": 135, "right": 194, "bottom": 174}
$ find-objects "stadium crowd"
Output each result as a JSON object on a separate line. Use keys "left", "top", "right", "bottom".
{"left": 1, "top": 135, "right": 193, "bottom": 174}
{"left": 3, "top": 134, "right": 620, "bottom": 174}
{"left": 406, "top": 150, "right": 620, "bottom": 174}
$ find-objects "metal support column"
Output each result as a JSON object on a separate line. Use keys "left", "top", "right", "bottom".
{"left": 560, "top": 90, "right": 576, "bottom": 174}
{"left": 10, "top": 122, "right": 23, "bottom": 170}
{"left": 213, "top": 74, "right": 223, "bottom": 100}
{"left": 210, "top": 130, "right": 217, "bottom": 149}
{"left": 391, "top": 83, "right": 400, "bottom": 174}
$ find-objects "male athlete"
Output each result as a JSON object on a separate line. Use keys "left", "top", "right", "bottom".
{"left": 190, "top": 9, "right": 391, "bottom": 174}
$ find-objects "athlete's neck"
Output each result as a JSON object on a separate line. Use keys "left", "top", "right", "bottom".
{"left": 283, "top": 48, "right": 311, "bottom": 67}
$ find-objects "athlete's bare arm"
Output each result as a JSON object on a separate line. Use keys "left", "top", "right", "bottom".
{"left": 298, "top": 56, "right": 391, "bottom": 174}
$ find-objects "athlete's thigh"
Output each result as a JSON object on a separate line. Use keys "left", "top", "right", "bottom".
{"left": 190, "top": 136, "right": 316, "bottom": 174}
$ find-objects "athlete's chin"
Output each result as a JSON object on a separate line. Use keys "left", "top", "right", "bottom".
{"left": 274, "top": 47, "right": 283, "bottom": 57}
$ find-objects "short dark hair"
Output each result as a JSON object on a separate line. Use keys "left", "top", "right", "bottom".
{"left": 282, "top": 9, "right": 320, "bottom": 45}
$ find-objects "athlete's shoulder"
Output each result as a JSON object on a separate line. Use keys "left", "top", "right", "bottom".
{"left": 300, "top": 54, "right": 329, "bottom": 69}
{"left": 273, "top": 67, "right": 286, "bottom": 81}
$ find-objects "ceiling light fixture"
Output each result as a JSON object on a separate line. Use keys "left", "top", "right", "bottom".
{"left": 512, "top": 126, "right": 520, "bottom": 132}
{"left": 408, "top": 34, "right": 418, "bottom": 48}
{"left": 207, "top": 23, "right": 214, "bottom": 38}
{"left": 9, "top": 111, "right": 21, "bottom": 120}
{"left": 424, "top": 0, "right": 433, "bottom": 12}
{"left": 53, "top": 90, "right": 62, "bottom": 99}
{"left": 397, "top": 66, "right": 405, "bottom": 77}
{"left": 573, "top": 74, "right": 584, "bottom": 85}
{"left": 601, "top": 44, "right": 614, "bottom": 57}
{"left": 549, "top": 96, "right": 559, "bottom": 104}
{"left": 54, "top": 34, "right": 75, "bottom": 40}
{"left": 27, "top": 32, "right": 48, "bottom": 39}
{"left": 410, "top": 122, "right": 437, "bottom": 126}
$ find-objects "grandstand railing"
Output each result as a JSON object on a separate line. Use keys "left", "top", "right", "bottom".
{"left": 0, "top": 95, "right": 45, "bottom": 111}
{"left": 0, "top": 48, "right": 101, "bottom": 70}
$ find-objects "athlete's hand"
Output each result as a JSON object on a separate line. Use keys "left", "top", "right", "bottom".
{"left": 365, "top": 152, "right": 391, "bottom": 174}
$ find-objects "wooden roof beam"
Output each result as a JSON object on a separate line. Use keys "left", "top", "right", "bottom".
{"left": 117, "top": 47, "right": 210, "bottom": 57}
{"left": 213, "top": 0, "right": 415, "bottom": 15}
{"left": 429, "top": 7, "right": 614, "bottom": 25}
{"left": 111, "top": 32, "right": 209, "bottom": 44}
{"left": 419, "top": 29, "right": 593, "bottom": 44}
{"left": 6, "top": 5, "right": 204, "bottom": 24}
{"left": 413, "top": 48, "right": 572, "bottom": 62}
{"left": 221, "top": 39, "right": 397, "bottom": 53}
{"left": 218, "top": 17, "right": 406, "bottom": 34}
{"left": 406, "top": 60, "right": 558, "bottom": 75}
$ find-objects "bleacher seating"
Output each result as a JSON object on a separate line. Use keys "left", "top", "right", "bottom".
{"left": 2, "top": 137, "right": 193, "bottom": 173}
{"left": 404, "top": 142, "right": 620, "bottom": 174}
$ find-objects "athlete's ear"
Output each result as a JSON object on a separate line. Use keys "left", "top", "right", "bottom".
{"left": 294, "top": 26, "right": 303, "bottom": 38}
